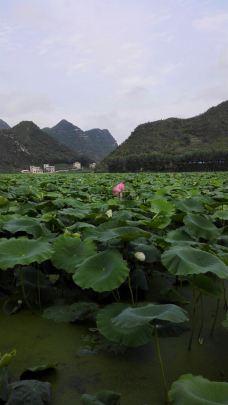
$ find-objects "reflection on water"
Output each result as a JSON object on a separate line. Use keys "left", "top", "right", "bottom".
{"left": 0, "top": 298, "right": 228, "bottom": 405}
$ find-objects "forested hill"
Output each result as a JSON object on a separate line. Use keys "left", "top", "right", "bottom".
{"left": 103, "top": 100, "right": 228, "bottom": 172}
{"left": 0, "top": 121, "right": 87, "bottom": 172}
{"left": 43, "top": 120, "right": 117, "bottom": 162}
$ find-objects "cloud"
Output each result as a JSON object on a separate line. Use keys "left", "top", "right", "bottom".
{"left": 0, "top": 93, "right": 54, "bottom": 116}
{"left": 118, "top": 75, "right": 160, "bottom": 97}
{"left": 219, "top": 47, "right": 228, "bottom": 70}
{"left": 193, "top": 12, "right": 228, "bottom": 31}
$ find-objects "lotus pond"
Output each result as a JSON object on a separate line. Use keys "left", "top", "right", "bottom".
{"left": 0, "top": 172, "right": 228, "bottom": 405}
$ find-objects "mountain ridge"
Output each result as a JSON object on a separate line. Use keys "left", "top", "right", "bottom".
{"left": 102, "top": 100, "right": 228, "bottom": 171}
{"left": 0, "top": 121, "right": 89, "bottom": 172}
{"left": 0, "top": 119, "right": 11, "bottom": 130}
{"left": 43, "top": 120, "right": 117, "bottom": 162}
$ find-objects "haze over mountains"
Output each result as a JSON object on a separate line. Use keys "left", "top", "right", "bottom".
{"left": 103, "top": 100, "right": 228, "bottom": 171}
{"left": 0, "top": 119, "right": 117, "bottom": 172}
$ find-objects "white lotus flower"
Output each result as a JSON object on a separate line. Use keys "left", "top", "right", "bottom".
{"left": 134, "top": 251, "right": 146, "bottom": 262}
{"left": 106, "top": 209, "right": 113, "bottom": 218}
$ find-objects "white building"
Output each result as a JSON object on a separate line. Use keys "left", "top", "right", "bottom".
{"left": 73, "top": 162, "right": 81, "bottom": 170}
{"left": 30, "top": 166, "right": 43, "bottom": 173}
{"left": 89, "top": 162, "right": 96, "bottom": 169}
{"left": 43, "top": 164, "right": 55, "bottom": 172}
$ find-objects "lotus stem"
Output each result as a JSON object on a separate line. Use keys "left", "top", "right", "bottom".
{"left": 222, "top": 281, "right": 228, "bottom": 311}
{"left": 154, "top": 325, "right": 168, "bottom": 400}
{"left": 198, "top": 294, "right": 204, "bottom": 343}
{"left": 37, "top": 268, "right": 41, "bottom": 310}
{"left": 112, "top": 290, "right": 119, "bottom": 302}
{"left": 210, "top": 298, "right": 220, "bottom": 337}
{"left": 20, "top": 269, "right": 32, "bottom": 311}
{"left": 188, "top": 288, "right": 200, "bottom": 351}
{"left": 128, "top": 276, "right": 135, "bottom": 305}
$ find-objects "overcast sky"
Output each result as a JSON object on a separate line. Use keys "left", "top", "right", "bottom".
{"left": 1, "top": 0, "right": 228, "bottom": 144}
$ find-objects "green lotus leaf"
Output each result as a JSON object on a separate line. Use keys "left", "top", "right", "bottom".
{"left": 161, "top": 246, "right": 228, "bottom": 279}
{"left": 20, "top": 363, "right": 57, "bottom": 380}
{"left": 2, "top": 217, "right": 48, "bottom": 238}
{"left": 73, "top": 250, "right": 130, "bottom": 292}
{"left": 112, "top": 303, "right": 188, "bottom": 328}
{"left": 81, "top": 390, "right": 121, "bottom": 405}
{"left": 150, "top": 199, "right": 175, "bottom": 216}
{"left": 165, "top": 228, "right": 197, "bottom": 245}
{"left": 0, "top": 196, "right": 9, "bottom": 207}
{"left": 213, "top": 207, "right": 228, "bottom": 221}
{"left": 168, "top": 374, "right": 228, "bottom": 404}
{"left": 222, "top": 313, "right": 228, "bottom": 329}
{"left": 189, "top": 274, "right": 222, "bottom": 297}
{"left": 42, "top": 302, "right": 98, "bottom": 322}
{"left": 131, "top": 269, "right": 149, "bottom": 291}
{"left": 7, "top": 380, "right": 51, "bottom": 405}
{"left": 113, "top": 226, "right": 151, "bottom": 241}
{"left": 96, "top": 303, "right": 154, "bottom": 347}
{"left": 175, "top": 197, "right": 205, "bottom": 213}
{"left": 85, "top": 226, "right": 150, "bottom": 243}
{"left": 51, "top": 235, "right": 97, "bottom": 274}
{"left": 59, "top": 207, "right": 90, "bottom": 220}
{"left": 0, "top": 367, "right": 8, "bottom": 402}
{"left": 0, "top": 238, "right": 53, "bottom": 270}
{"left": 149, "top": 214, "right": 172, "bottom": 230}
{"left": 183, "top": 214, "right": 221, "bottom": 241}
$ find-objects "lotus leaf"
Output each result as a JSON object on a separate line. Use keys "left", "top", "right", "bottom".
{"left": 2, "top": 217, "right": 48, "bottom": 238}
{"left": 131, "top": 268, "right": 148, "bottom": 290}
{"left": 183, "top": 214, "right": 221, "bottom": 241}
{"left": 222, "top": 313, "right": 228, "bottom": 329}
{"left": 81, "top": 390, "right": 121, "bottom": 405}
{"left": 51, "top": 235, "right": 97, "bottom": 273}
{"left": 165, "top": 228, "right": 196, "bottom": 245}
{"left": 73, "top": 250, "right": 129, "bottom": 292}
{"left": 20, "top": 364, "right": 57, "bottom": 380}
{"left": 175, "top": 197, "right": 205, "bottom": 213}
{"left": 161, "top": 246, "right": 228, "bottom": 279}
{"left": 0, "top": 368, "right": 8, "bottom": 401}
{"left": 85, "top": 226, "right": 150, "bottom": 243}
{"left": 168, "top": 374, "right": 228, "bottom": 404}
{"left": 150, "top": 198, "right": 175, "bottom": 216}
{"left": 0, "top": 196, "right": 9, "bottom": 207}
{"left": 189, "top": 274, "right": 222, "bottom": 297}
{"left": 96, "top": 303, "right": 154, "bottom": 347}
{"left": 6, "top": 380, "right": 51, "bottom": 405}
{"left": 0, "top": 238, "right": 53, "bottom": 270}
{"left": 213, "top": 208, "right": 228, "bottom": 221}
{"left": 42, "top": 302, "right": 98, "bottom": 322}
{"left": 112, "top": 303, "right": 188, "bottom": 328}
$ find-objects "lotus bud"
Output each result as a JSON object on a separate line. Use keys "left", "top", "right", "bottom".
{"left": 106, "top": 209, "right": 113, "bottom": 218}
{"left": 0, "top": 350, "right": 16, "bottom": 368}
{"left": 64, "top": 230, "right": 80, "bottom": 238}
{"left": 134, "top": 251, "right": 146, "bottom": 262}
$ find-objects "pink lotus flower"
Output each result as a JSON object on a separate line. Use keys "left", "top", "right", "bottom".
{"left": 112, "top": 182, "right": 125, "bottom": 196}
